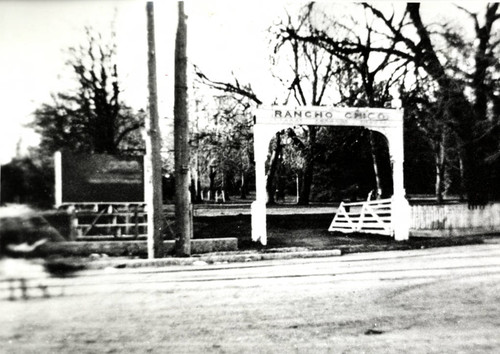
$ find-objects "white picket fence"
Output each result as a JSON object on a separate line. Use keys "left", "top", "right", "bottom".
{"left": 410, "top": 202, "right": 500, "bottom": 237}
{"left": 328, "top": 198, "right": 393, "bottom": 236}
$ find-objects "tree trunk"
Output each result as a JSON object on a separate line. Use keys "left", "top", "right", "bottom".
{"left": 192, "top": 154, "right": 202, "bottom": 203}
{"left": 174, "top": 1, "right": 192, "bottom": 257}
{"left": 266, "top": 132, "right": 282, "bottom": 205}
{"left": 196, "top": 178, "right": 202, "bottom": 203}
{"left": 298, "top": 125, "right": 317, "bottom": 205}
{"left": 209, "top": 166, "right": 216, "bottom": 201}
{"left": 369, "top": 130, "right": 382, "bottom": 199}
{"left": 222, "top": 172, "right": 230, "bottom": 201}
{"left": 240, "top": 172, "right": 247, "bottom": 199}
{"left": 407, "top": 3, "right": 485, "bottom": 205}
{"left": 434, "top": 133, "right": 446, "bottom": 203}
{"left": 458, "top": 155, "right": 466, "bottom": 201}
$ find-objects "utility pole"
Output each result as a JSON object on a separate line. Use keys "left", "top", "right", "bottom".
{"left": 145, "top": 1, "right": 164, "bottom": 258}
{"left": 174, "top": 1, "right": 192, "bottom": 256}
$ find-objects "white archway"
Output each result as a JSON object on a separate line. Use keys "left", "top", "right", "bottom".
{"left": 251, "top": 106, "right": 410, "bottom": 245}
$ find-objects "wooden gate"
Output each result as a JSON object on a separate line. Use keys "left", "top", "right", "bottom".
{"left": 328, "top": 198, "right": 393, "bottom": 236}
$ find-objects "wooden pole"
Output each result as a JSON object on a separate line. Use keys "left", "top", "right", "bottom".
{"left": 145, "top": 1, "right": 164, "bottom": 258}
{"left": 174, "top": 1, "right": 192, "bottom": 256}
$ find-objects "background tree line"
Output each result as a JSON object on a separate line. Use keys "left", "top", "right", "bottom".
{"left": 197, "top": 2, "right": 500, "bottom": 205}
{"left": 2, "top": 3, "right": 499, "bottom": 207}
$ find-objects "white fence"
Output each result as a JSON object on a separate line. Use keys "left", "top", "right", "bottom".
{"left": 329, "top": 200, "right": 500, "bottom": 238}
{"left": 410, "top": 202, "right": 500, "bottom": 237}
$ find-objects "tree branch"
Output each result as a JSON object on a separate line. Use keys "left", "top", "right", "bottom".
{"left": 114, "top": 122, "right": 144, "bottom": 147}
{"left": 194, "top": 65, "right": 263, "bottom": 105}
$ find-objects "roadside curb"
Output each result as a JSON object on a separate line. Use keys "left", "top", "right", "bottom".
{"left": 87, "top": 249, "right": 342, "bottom": 269}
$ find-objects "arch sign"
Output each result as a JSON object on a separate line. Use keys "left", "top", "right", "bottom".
{"left": 251, "top": 105, "right": 410, "bottom": 245}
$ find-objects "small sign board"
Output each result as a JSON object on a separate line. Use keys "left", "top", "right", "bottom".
{"left": 57, "top": 152, "right": 144, "bottom": 203}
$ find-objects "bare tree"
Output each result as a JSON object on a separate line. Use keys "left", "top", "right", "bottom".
{"left": 285, "top": 2, "right": 500, "bottom": 204}
{"left": 32, "top": 27, "right": 144, "bottom": 156}
{"left": 272, "top": 7, "right": 338, "bottom": 205}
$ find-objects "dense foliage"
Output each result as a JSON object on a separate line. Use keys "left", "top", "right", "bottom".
{"left": 191, "top": 92, "right": 255, "bottom": 201}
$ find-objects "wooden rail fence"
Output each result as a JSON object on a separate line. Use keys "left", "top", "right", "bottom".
{"left": 59, "top": 203, "right": 154, "bottom": 240}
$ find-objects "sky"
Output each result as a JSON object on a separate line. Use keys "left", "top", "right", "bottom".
{"left": 0, "top": 1, "right": 486, "bottom": 164}
{"left": 0, "top": 0, "right": 291, "bottom": 163}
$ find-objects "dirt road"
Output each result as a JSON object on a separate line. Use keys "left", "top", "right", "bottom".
{"left": 2, "top": 243, "right": 500, "bottom": 353}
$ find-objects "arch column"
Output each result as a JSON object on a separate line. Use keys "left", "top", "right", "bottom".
{"left": 251, "top": 124, "right": 288, "bottom": 245}
{"left": 374, "top": 123, "right": 410, "bottom": 241}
